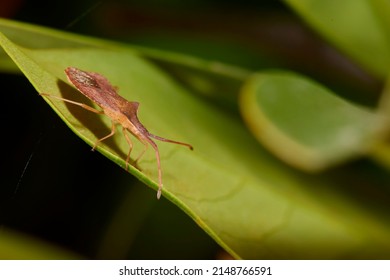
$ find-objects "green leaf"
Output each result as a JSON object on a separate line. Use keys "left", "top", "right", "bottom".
{"left": 370, "top": 75, "right": 390, "bottom": 169}
{"left": 2, "top": 19, "right": 390, "bottom": 259}
{"left": 284, "top": 0, "right": 390, "bottom": 78}
{"left": 0, "top": 227, "right": 80, "bottom": 259}
{"left": 240, "top": 71, "right": 386, "bottom": 171}
{"left": 371, "top": 0, "right": 390, "bottom": 43}
{"left": 0, "top": 17, "right": 249, "bottom": 110}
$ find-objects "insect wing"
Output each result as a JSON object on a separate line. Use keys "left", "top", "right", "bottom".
{"left": 65, "top": 67, "right": 123, "bottom": 111}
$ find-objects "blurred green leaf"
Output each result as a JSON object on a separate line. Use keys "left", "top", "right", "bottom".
{"left": 284, "top": 0, "right": 390, "bottom": 78}
{"left": 240, "top": 71, "right": 386, "bottom": 171}
{"left": 2, "top": 19, "right": 390, "bottom": 259}
{"left": 0, "top": 228, "right": 80, "bottom": 259}
{"left": 370, "top": 75, "right": 390, "bottom": 168}
{"left": 371, "top": 0, "right": 390, "bottom": 43}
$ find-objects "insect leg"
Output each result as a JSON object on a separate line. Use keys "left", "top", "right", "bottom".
{"left": 148, "top": 133, "right": 193, "bottom": 150}
{"left": 92, "top": 122, "right": 116, "bottom": 151}
{"left": 141, "top": 137, "right": 163, "bottom": 199}
{"left": 40, "top": 93, "right": 103, "bottom": 114}
{"left": 122, "top": 127, "right": 134, "bottom": 170}
{"left": 134, "top": 141, "right": 149, "bottom": 165}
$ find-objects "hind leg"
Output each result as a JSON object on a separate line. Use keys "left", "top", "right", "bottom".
{"left": 40, "top": 93, "right": 103, "bottom": 115}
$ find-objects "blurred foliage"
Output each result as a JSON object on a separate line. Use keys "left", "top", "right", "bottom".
{"left": 1, "top": 0, "right": 390, "bottom": 259}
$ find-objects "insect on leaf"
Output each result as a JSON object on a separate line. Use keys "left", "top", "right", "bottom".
{"left": 42, "top": 67, "right": 193, "bottom": 199}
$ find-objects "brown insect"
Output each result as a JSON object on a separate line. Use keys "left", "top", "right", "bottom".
{"left": 41, "top": 67, "right": 193, "bottom": 199}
